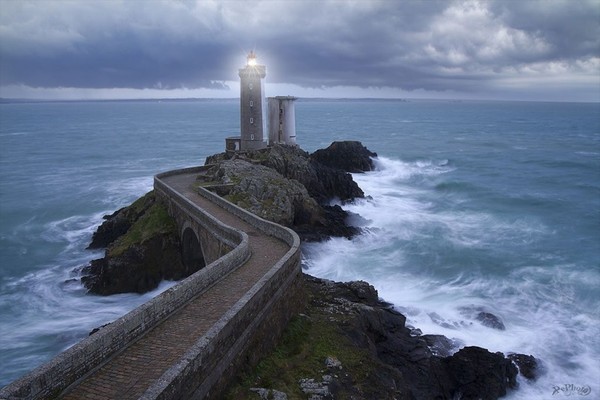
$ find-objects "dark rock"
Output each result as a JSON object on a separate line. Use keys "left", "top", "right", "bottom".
{"left": 81, "top": 142, "right": 375, "bottom": 298}
{"left": 200, "top": 158, "right": 323, "bottom": 227}
{"left": 82, "top": 196, "right": 199, "bottom": 295}
{"left": 476, "top": 311, "right": 506, "bottom": 330}
{"left": 311, "top": 141, "right": 377, "bottom": 173}
{"left": 459, "top": 306, "right": 506, "bottom": 330}
{"left": 422, "top": 334, "right": 463, "bottom": 357}
{"left": 296, "top": 275, "right": 526, "bottom": 400}
{"left": 82, "top": 230, "right": 189, "bottom": 295}
{"left": 293, "top": 204, "right": 359, "bottom": 242}
{"left": 444, "top": 346, "right": 518, "bottom": 399}
{"left": 264, "top": 144, "right": 364, "bottom": 203}
{"left": 508, "top": 353, "right": 540, "bottom": 381}
{"left": 201, "top": 145, "right": 366, "bottom": 241}
{"left": 87, "top": 191, "right": 155, "bottom": 249}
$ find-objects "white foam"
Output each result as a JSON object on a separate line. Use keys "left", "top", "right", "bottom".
{"left": 104, "top": 176, "right": 153, "bottom": 207}
{"left": 304, "top": 156, "right": 600, "bottom": 399}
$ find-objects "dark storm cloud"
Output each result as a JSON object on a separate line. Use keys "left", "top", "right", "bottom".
{"left": 1, "top": 0, "right": 598, "bottom": 96}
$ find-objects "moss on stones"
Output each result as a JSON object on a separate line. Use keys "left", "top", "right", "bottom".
{"left": 108, "top": 202, "right": 177, "bottom": 258}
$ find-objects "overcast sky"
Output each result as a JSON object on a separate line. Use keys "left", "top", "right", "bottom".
{"left": 1, "top": 0, "right": 599, "bottom": 101}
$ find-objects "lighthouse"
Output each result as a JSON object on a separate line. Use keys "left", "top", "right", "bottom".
{"left": 238, "top": 51, "right": 267, "bottom": 151}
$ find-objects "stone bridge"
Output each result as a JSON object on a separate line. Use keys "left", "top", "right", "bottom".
{"left": 1, "top": 166, "right": 302, "bottom": 400}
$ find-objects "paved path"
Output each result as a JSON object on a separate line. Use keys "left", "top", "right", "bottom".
{"left": 60, "top": 173, "right": 290, "bottom": 400}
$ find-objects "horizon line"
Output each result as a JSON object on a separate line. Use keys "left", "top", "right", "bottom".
{"left": 1, "top": 96, "right": 598, "bottom": 105}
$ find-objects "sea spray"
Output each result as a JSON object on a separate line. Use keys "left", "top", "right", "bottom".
{"left": 303, "top": 156, "right": 600, "bottom": 399}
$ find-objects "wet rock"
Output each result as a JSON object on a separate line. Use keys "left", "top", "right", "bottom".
{"left": 508, "top": 353, "right": 540, "bottom": 381}
{"left": 476, "top": 311, "right": 506, "bottom": 330}
{"left": 459, "top": 306, "right": 506, "bottom": 330}
{"left": 201, "top": 145, "right": 368, "bottom": 241}
{"left": 301, "top": 275, "right": 526, "bottom": 400}
{"left": 265, "top": 143, "right": 365, "bottom": 203}
{"left": 444, "top": 346, "right": 518, "bottom": 399}
{"left": 311, "top": 141, "right": 377, "bottom": 173}
{"left": 81, "top": 230, "right": 188, "bottom": 295}
{"left": 87, "top": 191, "right": 155, "bottom": 249}
{"left": 81, "top": 198, "right": 198, "bottom": 295}
{"left": 421, "top": 334, "right": 463, "bottom": 357}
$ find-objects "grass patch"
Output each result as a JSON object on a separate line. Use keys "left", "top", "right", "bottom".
{"left": 108, "top": 202, "right": 177, "bottom": 257}
{"left": 225, "top": 191, "right": 251, "bottom": 209}
{"left": 127, "top": 191, "right": 155, "bottom": 215}
{"left": 225, "top": 312, "right": 375, "bottom": 399}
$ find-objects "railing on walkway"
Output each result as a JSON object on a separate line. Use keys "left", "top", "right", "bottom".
{"left": 1, "top": 167, "right": 300, "bottom": 400}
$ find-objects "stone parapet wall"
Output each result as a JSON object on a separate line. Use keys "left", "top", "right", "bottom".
{"left": 0, "top": 169, "right": 249, "bottom": 400}
{"left": 154, "top": 171, "right": 240, "bottom": 263}
{"left": 142, "top": 173, "right": 302, "bottom": 399}
{"left": 141, "top": 235, "right": 301, "bottom": 399}
{"left": 1, "top": 166, "right": 300, "bottom": 400}
{"left": 196, "top": 185, "right": 298, "bottom": 247}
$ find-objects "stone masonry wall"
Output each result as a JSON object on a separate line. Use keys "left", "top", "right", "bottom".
{"left": 0, "top": 169, "right": 250, "bottom": 400}
{"left": 1, "top": 167, "right": 301, "bottom": 400}
{"left": 139, "top": 184, "right": 302, "bottom": 399}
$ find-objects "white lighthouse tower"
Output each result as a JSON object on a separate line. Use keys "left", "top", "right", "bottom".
{"left": 238, "top": 51, "right": 267, "bottom": 151}
{"left": 268, "top": 96, "right": 297, "bottom": 146}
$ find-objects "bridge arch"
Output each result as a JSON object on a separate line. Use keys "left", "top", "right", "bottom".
{"left": 181, "top": 225, "right": 206, "bottom": 271}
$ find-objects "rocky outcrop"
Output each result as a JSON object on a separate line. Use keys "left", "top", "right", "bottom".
{"left": 228, "top": 275, "right": 539, "bottom": 400}
{"left": 264, "top": 144, "right": 364, "bottom": 203}
{"left": 81, "top": 141, "right": 376, "bottom": 295}
{"left": 81, "top": 230, "right": 184, "bottom": 295}
{"left": 311, "top": 141, "right": 377, "bottom": 173}
{"left": 80, "top": 192, "right": 199, "bottom": 295}
{"left": 198, "top": 158, "right": 322, "bottom": 227}
{"left": 201, "top": 143, "right": 373, "bottom": 241}
{"left": 80, "top": 140, "right": 538, "bottom": 398}
{"left": 87, "top": 191, "right": 155, "bottom": 249}
{"left": 206, "top": 143, "right": 367, "bottom": 204}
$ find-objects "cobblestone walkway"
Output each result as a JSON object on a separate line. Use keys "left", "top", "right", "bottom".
{"left": 60, "top": 173, "right": 290, "bottom": 400}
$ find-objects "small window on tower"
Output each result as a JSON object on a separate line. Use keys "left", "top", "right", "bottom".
{"left": 250, "top": 117, "right": 254, "bottom": 124}
{"left": 250, "top": 100, "right": 254, "bottom": 107}
{"left": 249, "top": 83, "right": 253, "bottom": 90}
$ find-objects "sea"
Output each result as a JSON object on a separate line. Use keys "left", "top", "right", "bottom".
{"left": 0, "top": 98, "right": 598, "bottom": 398}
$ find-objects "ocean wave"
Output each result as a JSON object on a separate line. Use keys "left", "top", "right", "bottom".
{"left": 42, "top": 212, "right": 106, "bottom": 249}
{"left": 103, "top": 176, "right": 153, "bottom": 206}
{"left": 305, "top": 153, "right": 600, "bottom": 399}
{"left": 370, "top": 156, "right": 455, "bottom": 181}
{"left": 0, "top": 131, "right": 31, "bottom": 137}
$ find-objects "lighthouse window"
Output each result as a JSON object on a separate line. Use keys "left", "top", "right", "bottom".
{"left": 250, "top": 100, "right": 254, "bottom": 107}
{"left": 250, "top": 117, "right": 254, "bottom": 124}
{"left": 249, "top": 83, "right": 253, "bottom": 90}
